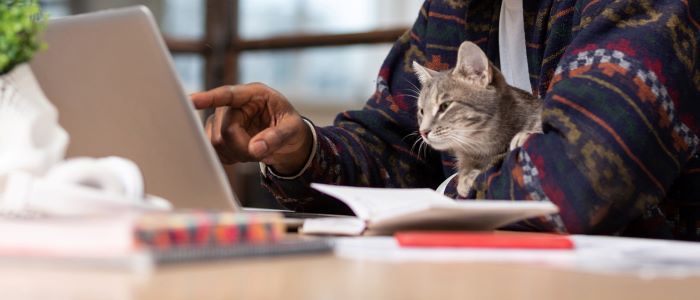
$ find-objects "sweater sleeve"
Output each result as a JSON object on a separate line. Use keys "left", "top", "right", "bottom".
{"left": 470, "top": 1, "right": 700, "bottom": 234}
{"left": 261, "top": 1, "right": 446, "bottom": 213}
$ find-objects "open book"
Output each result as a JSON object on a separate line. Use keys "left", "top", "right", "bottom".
{"left": 301, "top": 184, "right": 559, "bottom": 236}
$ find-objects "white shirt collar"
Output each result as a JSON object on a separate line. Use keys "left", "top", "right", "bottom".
{"left": 498, "top": 0, "right": 532, "bottom": 93}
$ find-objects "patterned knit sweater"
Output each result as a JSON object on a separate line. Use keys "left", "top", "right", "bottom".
{"left": 262, "top": 0, "right": 700, "bottom": 240}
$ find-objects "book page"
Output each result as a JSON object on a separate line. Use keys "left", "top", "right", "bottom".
{"left": 310, "top": 183, "right": 453, "bottom": 220}
{"left": 369, "top": 202, "right": 558, "bottom": 234}
{"left": 301, "top": 217, "right": 366, "bottom": 236}
{"left": 311, "top": 184, "right": 559, "bottom": 235}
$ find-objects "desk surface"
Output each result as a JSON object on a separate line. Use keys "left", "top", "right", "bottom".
{"left": 2, "top": 254, "right": 699, "bottom": 300}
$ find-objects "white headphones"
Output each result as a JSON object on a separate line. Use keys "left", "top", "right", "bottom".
{"left": 2, "top": 157, "right": 171, "bottom": 216}
{"left": 45, "top": 157, "right": 145, "bottom": 201}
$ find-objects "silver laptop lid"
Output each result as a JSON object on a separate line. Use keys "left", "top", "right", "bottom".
{"left": 30, "top": 6, "right": 238, "bottom": 210}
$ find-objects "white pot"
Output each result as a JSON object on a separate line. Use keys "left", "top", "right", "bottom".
{"left": 0, "top": 63, "right": 68, "bottom": 179}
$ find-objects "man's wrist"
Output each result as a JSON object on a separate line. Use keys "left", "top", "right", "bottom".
{"left": 260, "top": 118, "right": 317, "bottom": 180}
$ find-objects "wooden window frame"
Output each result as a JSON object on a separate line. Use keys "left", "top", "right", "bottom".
{"left": 164, "top": 0, "right": 408, "bottom": 89}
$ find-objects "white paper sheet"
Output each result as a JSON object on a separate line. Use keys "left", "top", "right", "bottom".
{"left": 333, "top": 235, "right": 700, "bottom": 278}
{"left": 311, "top": 184, "right": 454, "bottom": 220}
{"left": 301, "top": 217, "right": 366, "bottom": 236}
{"left": 570, "top": 235, "right": 700, "bottom": 278}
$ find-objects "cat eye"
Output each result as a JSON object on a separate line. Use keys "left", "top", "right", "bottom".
{"left": 438, "top": 102, "right": 451, "bottom": 113}
{"left": 419, "top": 108, "right": 423, "bottom": 115}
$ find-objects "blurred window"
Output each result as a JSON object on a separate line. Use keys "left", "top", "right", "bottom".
{"left": 39, "top": 0, "right": 205, "bottom": 92}
{"left": 239, "top": 45, "right": 392, "bottom": 108}
{"left": 39, "top": 0, "right": 422, "bottom": 109}
{"left": 238, "top": 0, "right": 423, "bottom": 117}
{"left": 173, "top": 54, "right": 205, "bottom": 93}
{"left": 240, "top": 0, "right": 423, "bottom": 39}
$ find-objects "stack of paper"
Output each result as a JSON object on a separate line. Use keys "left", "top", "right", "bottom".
{"left": 0, "top": 211, "right": 331, "bottom": 271}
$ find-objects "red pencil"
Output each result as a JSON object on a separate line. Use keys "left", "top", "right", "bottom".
{"left": 395, "top": 231, "right": 574, "bottom": 249}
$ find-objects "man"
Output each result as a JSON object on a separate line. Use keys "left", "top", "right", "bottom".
{"left": 191, "top": 0, "right": 700, "bottom": 240}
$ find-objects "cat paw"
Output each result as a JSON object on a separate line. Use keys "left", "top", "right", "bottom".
{"left": 457, "top": 169, "right": 480, "bottom": 197}
{"left": 457, "top": 181, "right": 469, "bottom": 198}
{"left": 509, "top": 131, "right": 533, "bottom": 151}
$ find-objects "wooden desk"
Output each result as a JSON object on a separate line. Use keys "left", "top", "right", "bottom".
{"left": 1, "top": 254, "right": 698, "bottom": 300}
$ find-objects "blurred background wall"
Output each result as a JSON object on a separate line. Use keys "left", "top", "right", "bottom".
{"left": 39, "top": 0, "right": 424, "bottom": 208}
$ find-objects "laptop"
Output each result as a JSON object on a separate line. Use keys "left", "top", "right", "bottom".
{"left": 30, "top": 6, "right": 328, "bottom": 219}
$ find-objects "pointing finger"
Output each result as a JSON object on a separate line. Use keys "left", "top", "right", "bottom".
{"left": 190, "top": 83, "right": 269, "bottom": 110}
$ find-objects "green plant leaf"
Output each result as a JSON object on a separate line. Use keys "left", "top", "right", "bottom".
{"left": 0, "top": 0, "right": 47, "bottom": 75}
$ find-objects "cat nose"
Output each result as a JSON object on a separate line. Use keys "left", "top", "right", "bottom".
{"left": 420, "top": 130, "right": 430, "bottom": 138}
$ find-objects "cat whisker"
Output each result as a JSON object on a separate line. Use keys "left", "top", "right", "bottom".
{"left": 411, "top": 135, "right": 433, "bottom": 159}
{"left": 449, "top": 134, "right": 487, "bottom": 153}
{"left": 451, "top": 134, "right": 487, "bottom": 146}
{"left": 402, "top": 131, "right": 420, "bottom": 143}
{"left": 410, "top": 137, "right": 423, "bottom": 155}
{"left": 414, "top": 139, "right": 423, "bottom": 158}
{"left": 450, "top": 128, "right": 488, "bottom": 134}
{"left": 449, "top": 130, "right": 489, "bottom": 139}
{"left": 450, "top": 136, "right": 476, "bottom": 151}
{"left": 404, "top": 79, "right": 422, "bottom": 93}
{"left": 452, "top": 132, "right": 498, "bottom": 147}
{"left": 421, "top": 139, "right": 431, "bottom": 159}
{"left": 405, "top": 132, "right": 428, "bottom": 157}
{"left": 402, "top": 88, "right": 418, "bottom": 94}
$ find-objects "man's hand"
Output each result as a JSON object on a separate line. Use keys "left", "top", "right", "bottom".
{"left": 190, "top": 83, "right": 313, "bottom": 176}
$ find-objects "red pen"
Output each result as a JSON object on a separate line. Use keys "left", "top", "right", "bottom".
{"left": 395, "top": 231, "right": 574, "bottom": 250}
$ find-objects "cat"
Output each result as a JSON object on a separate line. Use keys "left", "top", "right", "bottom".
{"left": 412, "top": 41, "right": 542, "bottom": 197}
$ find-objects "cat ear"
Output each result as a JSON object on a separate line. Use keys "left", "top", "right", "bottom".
{"left": 412, "top": 61, "right": 439, "bottom": 86}
{"left": 452, "top": 41, "right": 492, "bottom": 87}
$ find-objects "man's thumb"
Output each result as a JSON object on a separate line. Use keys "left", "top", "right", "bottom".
{"left": 249, "top": 126, "right": 291, "bottom": 159}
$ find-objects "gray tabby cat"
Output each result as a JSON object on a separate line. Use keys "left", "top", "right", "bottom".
{"left": 413, "top": 41, "right": 542, "bottom": 197}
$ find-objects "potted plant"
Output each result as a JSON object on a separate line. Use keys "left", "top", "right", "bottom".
{"left": 0, "top": 0, "right": 68, "bottom": 178}
{"left": 0, "top": 0, "right": 46, "bottom": 75}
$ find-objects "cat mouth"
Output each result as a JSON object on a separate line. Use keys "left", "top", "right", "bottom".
{"left": 423, "top": 137, "right": 452, "bottom": 151}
